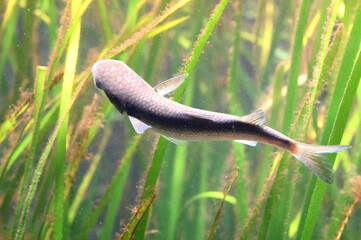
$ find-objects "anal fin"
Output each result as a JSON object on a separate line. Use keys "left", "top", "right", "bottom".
{"left": 234, "top": 140, "right": 258, "bottom": 146}
{"left": 128, "top": 116, "right": 151, "bottom": 134}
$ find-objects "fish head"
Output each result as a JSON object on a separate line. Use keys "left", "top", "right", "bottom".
{"left": 92, "top": 59, "right": 133, "bottom": 92}
{"left": 92, "top": 59, "right": 153, "bottom": 114}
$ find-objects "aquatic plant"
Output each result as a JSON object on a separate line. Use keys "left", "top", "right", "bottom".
{"left": 0, "top": 0, "right": 360, "bottom": 239}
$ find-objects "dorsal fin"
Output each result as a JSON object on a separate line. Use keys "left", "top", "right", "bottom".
{"left": 238, "top": 110, "right": 266, "bottom": 126}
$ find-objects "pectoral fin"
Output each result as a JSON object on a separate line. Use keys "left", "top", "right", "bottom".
{"left": 154, "top": 73, "right": 189, "bottom": 96}
{"left": 184, "top": 112, "right": 216, "bottom": 122}
{"left": 128, "top": 116, "right": 151, "bottom": 134}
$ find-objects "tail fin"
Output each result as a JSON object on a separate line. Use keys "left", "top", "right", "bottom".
{"left": 292, "top": 143, "right": 351, "bottom": 184}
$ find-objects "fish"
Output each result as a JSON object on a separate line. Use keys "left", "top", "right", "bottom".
{"left": 92, "top": 59, "right": 351, "bottom": 184}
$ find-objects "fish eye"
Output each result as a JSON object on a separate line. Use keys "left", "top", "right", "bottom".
{"left": 93, "top": 76, "right": 103, "bottom": 89}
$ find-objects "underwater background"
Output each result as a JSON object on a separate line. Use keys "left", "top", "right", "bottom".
{"left": 0, "top": 0, "right": 361, "bottom": 239}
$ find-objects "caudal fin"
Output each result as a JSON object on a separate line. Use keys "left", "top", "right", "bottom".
{"left": 292, "top": 143, "right": 351, "bottom": 184}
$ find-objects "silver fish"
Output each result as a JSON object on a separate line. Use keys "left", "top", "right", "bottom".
{"left": 92, "top": 59, "right": 351, "bottom": 184}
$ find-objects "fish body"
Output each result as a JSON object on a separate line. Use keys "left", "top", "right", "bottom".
{"left": 92, "top": 59, "right": 351, "bottom": 184}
